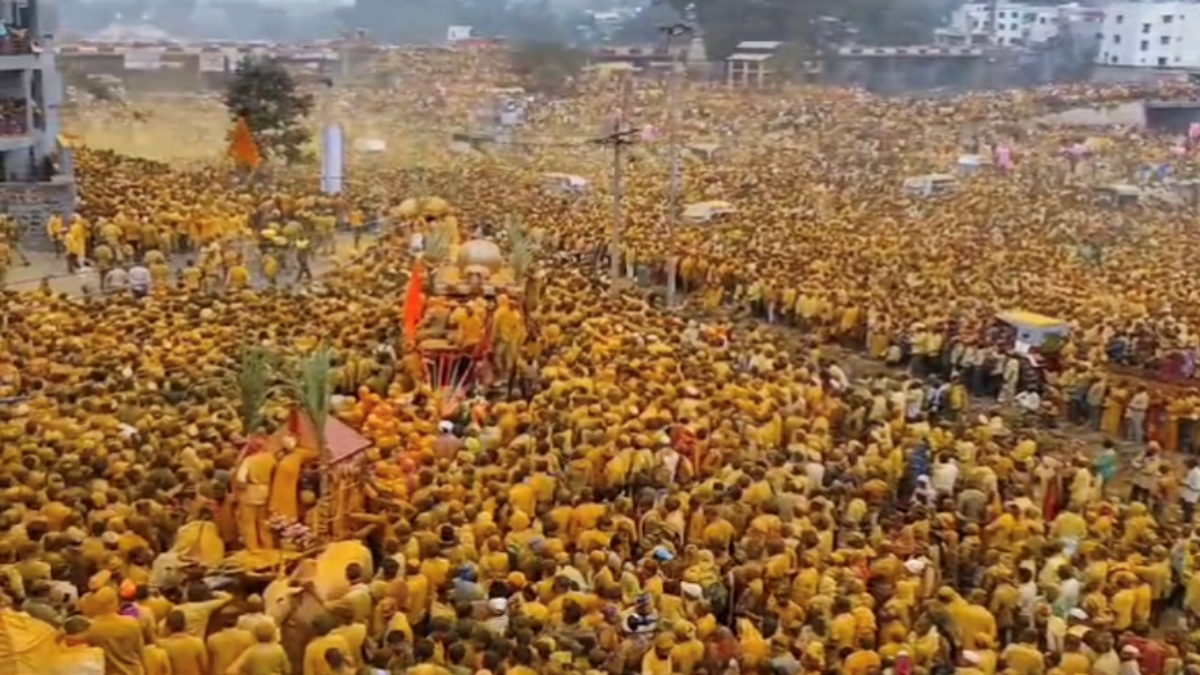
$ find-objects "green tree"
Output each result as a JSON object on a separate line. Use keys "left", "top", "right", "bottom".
{"left": 509, "top": 41, "right": 586, "bottom": 94}
{"left": 224, "top": 57, "right": 314, "bottom": 164}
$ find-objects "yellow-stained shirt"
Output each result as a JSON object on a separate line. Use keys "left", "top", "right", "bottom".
{"left": 87, "top": 614, "right": 146, "bottom": 675}
{"left": 207, "top": 628, "right": 254, "bottom": 675}
{"left": 160, "top": 633, "right": 209, "bottom": 675}
{"left": 235, "top": 643, "right": 291, "bottom": 675}
{"left": 302, "top": 634, "right": 351, "bottom": 675}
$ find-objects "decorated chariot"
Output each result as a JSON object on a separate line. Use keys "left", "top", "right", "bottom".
{"left": 403, "top": 198, "right": 540, "bottom": 416}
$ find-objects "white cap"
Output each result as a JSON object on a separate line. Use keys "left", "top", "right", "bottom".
{"left": 1068, "top": 608, "right": 1089, "bottom": 620}
{"left": 904, "top": 558, "right": 927, "bottom": 574}
{"left": 963, "top": 651, "right": 982, "bottom": 665}
{"left": 439, "top": 421, "right": 454, "bottom": 433}
{"left": 1122, "top": 646, "right": 1140, "bottom": 656}
{"left": 681, "top": 582, "right": 703, "bottom": 599}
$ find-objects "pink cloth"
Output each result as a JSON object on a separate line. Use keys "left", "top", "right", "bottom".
{"left": 997, "top": 146, "right": 1014, "bottom": 171}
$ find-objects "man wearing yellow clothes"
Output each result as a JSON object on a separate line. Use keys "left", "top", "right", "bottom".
{"left": 261, "top": 252, "right": 279, "bottom": 288}
{"left": 349, "top": 208, "right": 365, "bottom": 249}
{"left": 227, "top": 263, "right": 251, "bottom": 291}
{"left": 46, "top": 212, "right": 64, "bottom": 257}
{"left": 180, "top": 260, "right": 202, "bottom": 292}
{"left": 234, "top": 443, "right": 276, "bottom": 551}
{"left": 65, "top": 216, "right": 87, "bottom": 273}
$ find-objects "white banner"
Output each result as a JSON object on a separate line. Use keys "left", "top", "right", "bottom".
{"left": 197, "top": 53, "right": 226, "bottom": 73}
{"left": 447, "top": 25, "right": 473, "bottom": 42}
{"left": 321, "top": 124, "right": 344, "bottom": 195}
{"left": 123, "top": 50, "right": 162, "bottom": 71}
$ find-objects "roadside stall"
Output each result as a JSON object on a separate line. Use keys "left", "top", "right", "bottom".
{"left": 353, "top": 138, "right": 386, "bottom": 154}
{"left": 682, "top": 200, "right": 737, "bottom": 224}
{"left": 996, "top": 310, "right": 1070, "bottom": 349}
{"left": 991, "top": 310, "right": 1071, "bottom": 405}
{"left": 1092, "top": 183, "right": 1142, "bottom": 208}
{"left": 995, "top": 309, "right": 1070, "bottom": 374}
{"left": 956, "top": 154, "right": 982, "bottom": 175}
{"left": 903, "top": 173, "right": 959, "bottom": 198}
{"left": 540, "top": 172, "right": 588, "bottom": 196}
{"left": 685, "top": 143, "right": 723, "bottom": 162}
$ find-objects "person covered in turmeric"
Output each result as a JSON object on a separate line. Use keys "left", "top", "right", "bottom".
{"left": 84, "top": 586, "right": 146, "bottom": 675}
{"left": 159, "top": 609, "right": 209, "bottom": 675}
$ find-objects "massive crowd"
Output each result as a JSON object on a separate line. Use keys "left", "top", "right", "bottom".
{"left": 4, "top": 48, "right": 1200, "bottom": 675}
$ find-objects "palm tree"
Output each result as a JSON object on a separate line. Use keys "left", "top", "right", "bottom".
{"left": 283, "top": 347, "right": 336, "bottom": 539}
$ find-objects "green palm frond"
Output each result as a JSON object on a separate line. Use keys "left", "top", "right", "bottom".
{"left": 237, "top": 346, "right": 277, "bottom": 434}
{"left": 294, "top": 347, "right": 335, "bottom": 460}
{"left": 423, "top": 223, "right": 453, "bottom": 264}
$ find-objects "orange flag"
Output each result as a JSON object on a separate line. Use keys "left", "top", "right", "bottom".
{"left": 228, "top": 116, "right": 261, "bottom": 170}
{"left": 402, "top": 260, "right": 425, "bottom": 343}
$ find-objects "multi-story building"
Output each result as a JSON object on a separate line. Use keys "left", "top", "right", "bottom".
{"left": 1096, "top": 1, "right": 1200, "bottom": 69}
{"left": 0, "top": 0, "right": 73, "bottom": 230}
{"left": 943, "top": 3, "right": 1063, "bottom": 46}
{"left": 941, "top": 2, "right": 1104, "bottom": 47}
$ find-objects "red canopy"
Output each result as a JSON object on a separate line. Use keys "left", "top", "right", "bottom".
{"left": 284, "top": 409, "right": 371, "bottom": 464}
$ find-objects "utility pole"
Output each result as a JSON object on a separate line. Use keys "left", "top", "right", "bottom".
{"left": 591, "top": 76, "right": 637, "bottom": 296}
{"left": 660, "top": 22, "right": 693, "bottom": 307}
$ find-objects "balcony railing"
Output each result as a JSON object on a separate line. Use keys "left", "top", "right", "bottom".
{"left": 0, "top": 33, "right": 32, "bottom": 56}
{"left": 0, "top": 102, "right": 30, "bottom": 136}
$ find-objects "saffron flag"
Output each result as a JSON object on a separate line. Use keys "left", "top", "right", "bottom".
{"left": 402, "top": 260, "right": 425, "bottom": 343}
{"left": 228, "top": 116, "right": 261, "bottom": 170}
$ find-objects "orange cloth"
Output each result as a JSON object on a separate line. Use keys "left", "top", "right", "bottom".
{"left": 228, "top": 117, "right": 261, "bottom": 170}
{"left": 402, "top": 261, "right": 425, "bottom": 343}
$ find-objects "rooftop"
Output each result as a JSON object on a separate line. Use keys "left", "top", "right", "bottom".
{"left": 735, "top": 41, "right": 783, "bottom": 50}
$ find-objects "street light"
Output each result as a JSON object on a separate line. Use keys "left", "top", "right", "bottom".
{"left": 659, "top": 21, "right": 693, "bottom": 307}
{"left": 589, "top": 75, "right": 639, "bottom": 296}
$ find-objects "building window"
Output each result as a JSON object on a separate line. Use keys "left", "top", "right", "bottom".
{"left": 1164, "top": 14, "right": 1174, "bottom": 23}
{"left": 998, "top": 11, "right": 1005, "bottom": 18}
{"left": 1159, "top": 56, "right": 1168, "bottom": 65}
{"left": 1113, "top": 34, "right": 1121, "bottom": 44}
{"left": 1111, "top": 54, "right": 1119, "bottom": 63}
{"left": 1161, "top": 35, "right": 1171, "bottom": 45}
{"left": 1115, "top": 14, "right": 1123, "bottom": 23}
{"left": 1039, "top": 16, "right": 1047, "bottom": 23}
{"left": 1140, "top": 39, "right": 1149, "bottom": 50}
{"left": 1142, "top": 23, "right": 1151, "bottom": 32}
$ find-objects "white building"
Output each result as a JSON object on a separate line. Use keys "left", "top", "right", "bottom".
{"left": 944, "top": 3, "right": 1062, "bottom": 45}
{"left": 941, "top": 2, "right": 1103, "bottom": 47}
{"left": 1097, "top": 1, "right": 1200, "bottom": 68}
